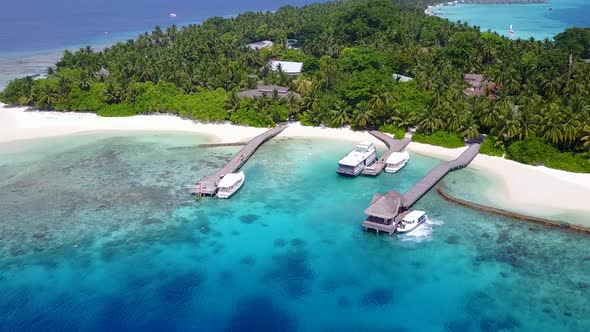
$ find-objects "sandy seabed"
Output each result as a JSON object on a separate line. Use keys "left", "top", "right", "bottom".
{"left": 2, "top": 104, "right": 590, "bottom": 225}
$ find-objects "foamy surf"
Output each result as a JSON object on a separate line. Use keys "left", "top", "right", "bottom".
{"left": 398, "top": 217, "right": 444, "bottom": 243}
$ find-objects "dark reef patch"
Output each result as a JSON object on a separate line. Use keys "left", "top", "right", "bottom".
{"left": 479, "top": 315, "right": 520, "bottom": 332}
{"left": 239, "top": 255, "right": 256, "bottom": 265}
{"left": 141, "top": 218, "right": 162, "bottom": 226}
{"left": 225, "top": 296, "right": 297, "bottom": 332}
{"left": 359, "top": 287, "right": 394, "bottom": 308}
{"left": 273, "top": 239, "right": 287, "bottom": 248}
{"left": 290, "top": 238, "right": 306, "bottom": 247}
{"left": 265, "top": 249, "right": 315, "bottom": 299}
{"left": 156, "top": 271, "right": 207, "bottom": 305}
{"left": 240, "top": 214, "right": 259, "bottom": 224}
{"left": 443, "top": 320, "right": 472, "bottom": 332}
{"left": 445, "top": 235, "right": 460, "bottom": 245}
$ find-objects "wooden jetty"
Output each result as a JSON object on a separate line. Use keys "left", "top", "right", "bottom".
{"left": 363, "top": 143, "right": 481, "bottom": 234}
{"left": 362, "top": 131, "right": 412, "bottom": 176}
{"left": 197, "top": 142, "right": 247, "bottom": 148}
{"left": 190, "top": 125, "right": 286, "bottom": 197}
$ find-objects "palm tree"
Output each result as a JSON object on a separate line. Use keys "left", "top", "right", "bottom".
{"left": 353, "top": 101, "right": 373, "bottom": 129}
{"left": 418, "top": 108, "right": 444, "bottom": 134}
{"left": 330, "top": 101, "right": 351, "bottom": 127}
{"left": 581, "top": 125, "right": 590, "bottom": 152}
{"left": 319, "top": 55, "right": 336, "bottom": 91}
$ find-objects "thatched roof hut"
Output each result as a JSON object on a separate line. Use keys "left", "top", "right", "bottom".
{"left": 364, "top": 191, "right": 406, "bottom": 220}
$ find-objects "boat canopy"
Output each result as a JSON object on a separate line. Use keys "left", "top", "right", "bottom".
{"left": 402, "top": 210, "right": 426, "bottom": 223}
{"left": 386, "top": 151, "right": 409, "bottom": 165}
{"left": 218, "top": 171, "right": 244, "bottom": 188}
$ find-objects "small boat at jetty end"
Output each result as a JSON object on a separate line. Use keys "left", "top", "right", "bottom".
{"left": 337, "top": 141, "right": 377, "bottom": 176}
{"left": 216, "top": 171, "right": 245, "bottom": 198}
{"left": 396, "top": 210, "right": 427, "bottom": 234}
{"left": 385, "top": 151, "right": 410, "bottom": 173}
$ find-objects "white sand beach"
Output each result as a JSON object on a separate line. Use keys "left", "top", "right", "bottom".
{"left": 2, "top": 104, "right": 590, "bottom": 223}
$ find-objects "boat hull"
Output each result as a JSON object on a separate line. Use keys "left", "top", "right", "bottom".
{"left": 396, "top": 218, "right": 426, "bottom": 234}
{"left": 337, "top": 151, "right": 376, "bottom": 176}
{"left": 217, "top": 176, "right": 245, "bottom": 199}
{"left": 385, "top": 160, "right": 408, "bottom": 173}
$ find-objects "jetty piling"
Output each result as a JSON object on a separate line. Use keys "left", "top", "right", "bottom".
{"left": 190, "top": 125, "right": 286, "bottom": 197}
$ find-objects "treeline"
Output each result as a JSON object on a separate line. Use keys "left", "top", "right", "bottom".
{"left": 1, "top": 0, "right": 590, "bottom": 171}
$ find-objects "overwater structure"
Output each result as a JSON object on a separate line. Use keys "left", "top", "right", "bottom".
{"left": 191, "top": 125, "right": 286, "bottom": 197}
{"left": 363, "top": 141, "right": 481, "bottom": 234}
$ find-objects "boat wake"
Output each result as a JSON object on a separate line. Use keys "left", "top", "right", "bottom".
{"left": 398, "top": 218, "right": 444, "bottom": 243}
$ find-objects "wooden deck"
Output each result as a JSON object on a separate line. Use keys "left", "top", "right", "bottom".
{"left": 190, "top": 125, "right": 286, "bottom": 197}
{"left": 402, "top": 143, "right": 481, "bottom": 208}
{"left": 361, "top": 131, "right": 412, "bottom": 176}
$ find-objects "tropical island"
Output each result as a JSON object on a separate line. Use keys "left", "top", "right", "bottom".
{"left": 2, "top": 0, "right": 590, "bottom": 174}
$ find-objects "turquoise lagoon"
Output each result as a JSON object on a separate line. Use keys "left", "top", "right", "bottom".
{"left": 0, "top": 132, "right": 589, "bottom": 331}
{"left": 434, "top": 0, "right": 590, "bottom": 40}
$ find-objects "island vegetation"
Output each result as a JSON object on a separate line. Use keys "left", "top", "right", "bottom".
{"left": 2, "top": 0, "right": 590, "bottom": 172}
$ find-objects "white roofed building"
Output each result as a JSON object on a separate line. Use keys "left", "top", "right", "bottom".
{"left": 248, "top": 40, "right": 274, "bottom": 51}
{"left": 270, "top": 60, "right": 303, "bottom": 77}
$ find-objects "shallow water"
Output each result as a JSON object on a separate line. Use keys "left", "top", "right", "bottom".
{"left": 434, "top": 0, "right": 590, "bottom": 40}
{"left": 0, "top": 133, "right": 589, "bottom": 331}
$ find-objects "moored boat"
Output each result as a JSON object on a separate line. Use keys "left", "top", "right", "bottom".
{"left": 337, "top": 141, "right": 377, "bottom": 176}
{"left": 396, "top": 210, "right": 427, "bottom": 234}
{"left": 216, "top": 171, "right": 245, "bottom": 198}
{"left": 385, "top": 151, "right": 410, "bottom": 173}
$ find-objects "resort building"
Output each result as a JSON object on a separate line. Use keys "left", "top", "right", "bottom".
{"left": 362, "top": 191, "right": 406, "bottom": 235}
{"left": 237, "top": 85, "right": 300, "bottom": 99}
{"left": 464, "top": 73, "right": 496, "bottom": 97}
{"left": 269, "top": 60, "right": 303, "bottom": 77}
{"left": 247, "top": 40, "right": 274, "bottom": 51}
{"left": 393, "top": 74, "right": 413, "bottom": 82}
{"left": 287, "top": 39, "right": 300, "bottom": 49}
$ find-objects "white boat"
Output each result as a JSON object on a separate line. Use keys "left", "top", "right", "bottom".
{"left": 397, "top": 210, "right": 427, "bottom": 234}
{"left": 337, "top": 141, "right": 377, "bottom": 176}
{"left": 385, "top": 151, "right": 410, "bottom": 173}
{"left": 169, "top": 13, "right": 177, "bottom": 18}
{"left": 216, "top": 171, "right": 245, "bottom": 198}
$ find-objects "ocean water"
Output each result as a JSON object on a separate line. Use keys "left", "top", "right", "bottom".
{"left": 1, "top": 132, "right": 589, "bottom": 331}
{"left": 434, "top": 0, "right": 590, "bottom": 40}
{"left": 0, "top": 0, "right": 326, "bottom": 89}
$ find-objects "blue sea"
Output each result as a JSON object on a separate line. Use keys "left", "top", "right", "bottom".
{"left": 434, "top": 0, "right": 590, "bottom": 40}
{"left": 0, "top": 0, "right": 326, "bottom": 89}
{"left": 1, "top": 132, "right": 590, "bottom": 331}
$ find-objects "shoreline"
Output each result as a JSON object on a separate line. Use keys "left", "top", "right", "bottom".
{"left": 2, "top": 104, "right": 590, "bottom": 227}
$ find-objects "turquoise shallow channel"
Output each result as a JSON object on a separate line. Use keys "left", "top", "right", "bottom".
{"left": 434, "top": 0, "right": 590, "bottom": 40}
{"left": 0, "top": 132, "right": 589, "bottom": 331}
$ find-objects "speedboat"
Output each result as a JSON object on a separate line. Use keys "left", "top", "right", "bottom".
{"left": 216, "top": 171, "right": 245, "bottom": 198}
{"left": 385, "top": 151, "right": 410, "bottom": 173}
{"left": 337, "top": 141, "right": 377, "bottom": 176}
{"left": 396, "top": 210, "right": 427, "bottom": 234}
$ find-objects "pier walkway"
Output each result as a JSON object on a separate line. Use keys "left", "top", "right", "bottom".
{"left": 402, "top": 143, "right": 481, "bottom": 208}
{"left": 363, "top": 142, "right": 481, "bottom": 234}
{"left": 362, "top": 131, "right": 412, "bottom": 176}
{"left": 190, "top": 125, "right": 286, "bottom": 197}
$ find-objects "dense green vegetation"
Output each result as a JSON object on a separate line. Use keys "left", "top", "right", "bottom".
{"left": 2, "top": 0, "right": 590, "bottom": 171}
{"left": 413, "top": 132, "right": 465, "bottom": 149}
{"left": 479, "top": 136, "right": 505, "bottom": 157}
